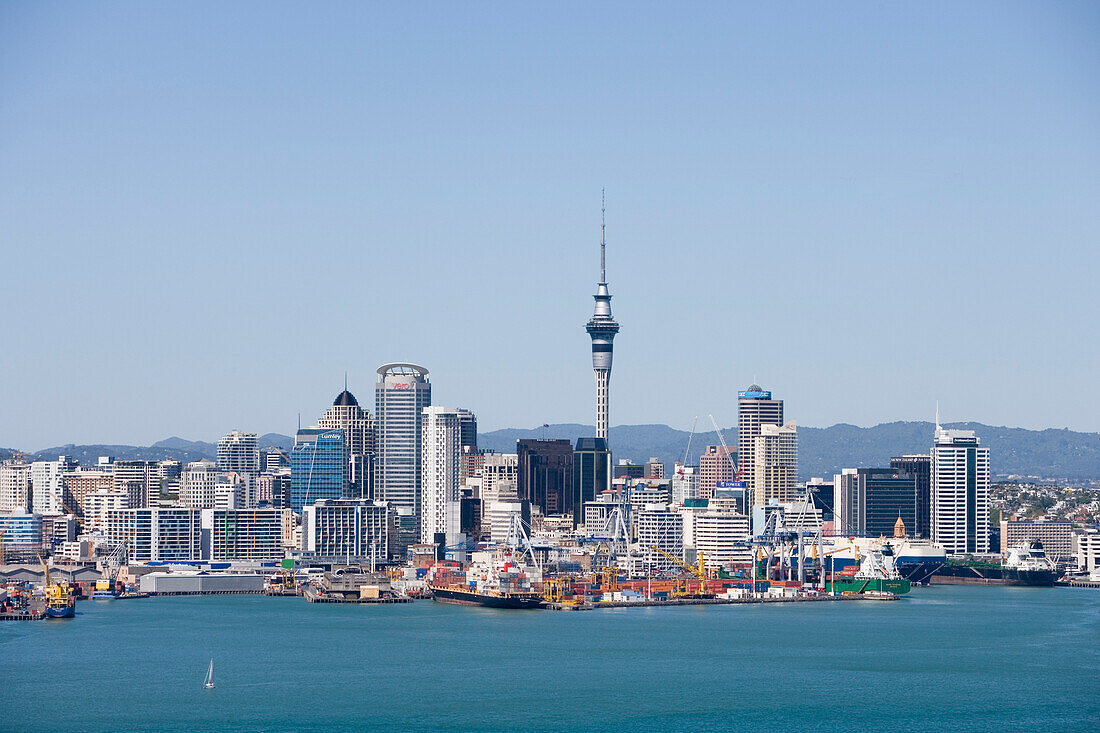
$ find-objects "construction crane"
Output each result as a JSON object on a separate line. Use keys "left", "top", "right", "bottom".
{"left": 708, "top": 414, "right": 744, "bottom": 481}
{"left": 675, "top": 417, "right": 699, "bottom": 481}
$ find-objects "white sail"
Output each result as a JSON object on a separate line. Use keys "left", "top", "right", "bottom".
{"left": 203, "top": 659, "right": 215, "bottom": 689}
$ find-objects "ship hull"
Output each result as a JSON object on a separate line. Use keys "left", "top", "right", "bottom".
{"left": 1002, "top": 568, "right": 1056, "bottom": 587}
{"left": 826, "top": 577, "right": 911, "bottom": 595}
{"left": 45, "top": 604, "right": 75, "bottom": 618}
{"left": 431, "top": 587, "right": 543, "bottom": 609}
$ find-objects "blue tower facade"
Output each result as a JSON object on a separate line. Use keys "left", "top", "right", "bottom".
{"left": 290, "top": 428, "right": 346, "bottom": 513}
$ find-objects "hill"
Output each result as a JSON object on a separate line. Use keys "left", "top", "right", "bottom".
{"left": 480, "top": 421, "right": 1100, "bottom": 481}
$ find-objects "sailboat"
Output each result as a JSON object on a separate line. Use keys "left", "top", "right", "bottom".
{"left": 203, "top": 659, "right": 215, "bottom": 689}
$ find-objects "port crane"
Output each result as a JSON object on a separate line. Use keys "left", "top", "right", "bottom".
{"left": 648, "top": 545, "right": 710, "bottom": 595}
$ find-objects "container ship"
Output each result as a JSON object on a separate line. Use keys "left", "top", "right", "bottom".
{"left": 430, "top": 550, "right": 543, "bottom": 609}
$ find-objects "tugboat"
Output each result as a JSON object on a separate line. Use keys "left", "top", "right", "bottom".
{"left": 1002, "top": 541, "right": 1056, "bottom": 587}
{"left": 38, "top": 556, "right": 76, "bottom": 618}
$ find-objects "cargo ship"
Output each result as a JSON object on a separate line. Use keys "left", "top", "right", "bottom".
{"left": 826, "top": 546, "right": 911, "bottom": 595}
{"left": 1001, "top": 541, "right": 1056, "bottom": 587}
{"left": 39, "top": 556, "right": 76, "bottom": 618}
{"left": 431, "top": 550, "right": 543, "bottom": 609}
{"left": 821, "top": 520, "right": 945, "bottom": 585}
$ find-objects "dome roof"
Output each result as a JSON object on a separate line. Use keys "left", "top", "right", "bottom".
{"left": 748, "top": 383, "right": 763, "bottom": 392}
{"left": 333, "top": 390, "right": 358, "bottom": 407}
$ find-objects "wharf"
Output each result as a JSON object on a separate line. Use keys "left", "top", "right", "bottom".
{"left": 1056, "top": 580, "right": 1100, "bottom": 589}
{"left": 0, "top": 610, "right": 47, "bottom": 621}
{"left": 544, "top": 593, "right": 896, "bottom": 610}
{"left": 150, "top": 590, "right": 263, "bottom": 596}
{"left": 302, "top": 587, "right": 411, "bottom": 604}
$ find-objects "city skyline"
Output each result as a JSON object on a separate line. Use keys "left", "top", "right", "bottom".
{"left": 3, "top": 4, "right": 1099, "bottom": 450}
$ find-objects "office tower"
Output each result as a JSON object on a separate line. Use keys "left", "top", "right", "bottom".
{"left": 374, "top": 363, "right": 431, "bottom": 554}
{"left": 694, "top": 512, "right": 752, "bottom": 569}
{"left": 214, "top": 473, "right": 246, "bottom": 509}
{"left": 572, "top": 438, "right": 610, "bottom": 528}
{"left": 106, "top": 508, "right": 202, "bottom": 562}
{"left": 61, "top": 469, "right": 112, "bottom": 517}
{"left": 82, "top": 487, "right": 130, "bottom": 532}
{"left": 698, "top": 446, "right": 737, "bottom": 501}
{"left": 644, "top": 458, "right": 664, "bottom": 479}
{"left": 290, "top": 428, "right": 346, "bottom": 513}
{"left": 833, "top": 467, "right": 917, "bottom": 537}
{"left": 30, "top": 456, "right": 78, "bottom": 515}
{"left": 420, "top": 406, "right": 462, "bottom": 545}
{"left": 180, "top": 459, "right": 218, "bottom": 509}
{"left": 456, "top": 409, "right": 477, "bottom": 451}
{"left": 932, "top": 427, "right": 990, "bottom": 555}
{"left": 737, "top": 384, "right": 784, "bottom": 472}
{"left": 891, "top": 454, "right": 931, "bottom": 538}
{"left": 487, "top": 500, "right": 532, "bottom": 545}
{"left": 517, "top": 439, "right": 574, "bottom": 517}
{"left": 0, "top": 460, "right": 31, "bottom": 514}
{"left": 319, "top": 384, "right": 377, "bottom": 498}
{"left": 585, "top": 199, "right": 620, "bottom": 441}
{"left": 301, "top": 498, "right": 390, "bottom": 560}
{"left": 803, "top": 477, "right": 834, "bottom": 522}
{"left": 217, "top": 431, "right": 259, "bottom": 507}
{"left": 611, "top": 457, "right": 642, "bottom": 479}
{"left": 479, "top": 453, "right": 519, "bottom": 503}
{"left": 112, "top": 461, "right": 159, "bottom": 509}
{"left": 751, "top": 423, "right": 797, "bottom": 507}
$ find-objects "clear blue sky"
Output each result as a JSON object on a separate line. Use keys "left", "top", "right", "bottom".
{"left": 2, "top": 2, "right": 1098, "bottom": 450}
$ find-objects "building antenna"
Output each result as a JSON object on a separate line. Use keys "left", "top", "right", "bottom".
{"left": 344, "top": 371, "right": 348, "bottom": 392}
{"left": 935, "top": 401, "right": 940, "bottom": 431}
{"left": 298, "top": 412, "right": 301, "bottom": 431}
{"left": 600, "top": 188, "right": 606, "bottom": 283}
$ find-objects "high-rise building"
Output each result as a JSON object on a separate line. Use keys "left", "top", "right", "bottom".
{"left": 202, "top": 508, "right": 289, "bottom": 560}
{"left": 156, "top": 459, "right": 183, "bottom": 507}
{"left": 106, "top": 507, "right": 202, "bottom": 562}
{"left": 891, "top": 454, "right": 931, "bottom": 538}
{"left": 737, "top": 384, "right": 783, "bottom": 472}
{"left": 698, "top": 446, "right": 737, "bottom": 501}
{"left": 301, "top": 498, "right": 390, "bottom": 561}
{"left": 478, "top": 453, "right": 519, "bottom": 504}
{"left": 585, "top": 200, "right": 620, "bottom": 441}
{"left": 420, "top": 406, "right": 463, "bottom": 545}
{"left": 290, "top": 428, "right": 346, "bottom": 513}
{"left": 671, "top": 463, "right": 700, "bottom": 504}
{"left": 803, "top": 477, "right": 834, "bottom": 522}
{"left": 572, "top": 438, "right": 610, "bottom": 528}
{"left": 0, "top": 461, "right": 31, "bottom": 514}
{"left": 751, "top": 423, "right": 797, "bottom": 507}
{"left": 636, "top": 504, "right": 685, "bottom": 572}
{"left": 517, "top": 439, "right": 574, "bottom": 517}
{"left": 694, "top": 512, "right": 752, "bottom": 569}
{"left": 61, "top": 470, "right": 113, "bottom": 518}
{"left": 318, "top": 384, "right": 377, "bottom": 498}
{"left": 374, "top": 363, "right": 431, "bottom": 554}
{"left": 30, "top": 457, "right": 79, "bottom": 515}
{"left": 112, "top": 461, "right": 159, "bottom": 509}
{"left": 644, "top": 458, "right": 665, "bottom": 479}
{"left": 217, "top": 431, "right": 259, "bottom": 508}
{"left": 931, "top": 427, "right": 990, "bottom": 555}
{"left": 180, "top": 459, "right": 218, "bottom": 509}
{"left": 833, "top": 467, "right": 918, "bottom": 537}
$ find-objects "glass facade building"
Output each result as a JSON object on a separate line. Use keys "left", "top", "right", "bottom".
{"left": 290, "top": 429, "right": 347, "bottom": 513}
{"left": 572, "top": 437, "right": 609, "bottom": 528}
{"left": 374, "top": 363, "right": 431, "bottom": 555}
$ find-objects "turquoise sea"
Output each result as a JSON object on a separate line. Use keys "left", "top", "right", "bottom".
{"left": 2, "top": 585, "right": 1098, "bottom": 732}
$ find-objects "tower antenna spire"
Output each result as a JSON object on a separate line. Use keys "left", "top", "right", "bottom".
{"left": 600, "top": 188, "right": 606, "bottom": 283}
{"left": 344, "top": 371, "right": 348, "bottom": 392}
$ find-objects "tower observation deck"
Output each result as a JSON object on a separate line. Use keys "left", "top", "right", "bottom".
{"left": 586, "top": 196, "right": 620, "bottom": 441}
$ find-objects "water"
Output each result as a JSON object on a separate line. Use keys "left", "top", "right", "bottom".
{"left": 2, "top": 585, "right": 1098, "bottom": 732}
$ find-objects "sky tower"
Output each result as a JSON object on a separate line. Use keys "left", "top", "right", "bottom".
{"left": 586, "top": 192, "right": 620, "bottom": 441}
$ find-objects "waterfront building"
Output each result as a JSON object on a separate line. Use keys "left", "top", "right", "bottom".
{"left": 583, "top": 495, "right": 618, "bottom": 531}
{"left": 694, "top": 512, "right": 751, "bottom": 569}
{"left": 751, "top": 423, "right": 798, "bottom": 507}
{"left": 300, "top": 498, "right": 390, "bottom": 561}
{"left": 1074, "top": 528, "right": 1100, "bottom": 575}
{"left": 671, "top": 463, "right": 699, "bottom": 505}
{"left": 30, "top": 456, "right": 79, "bottom": 515}
{"left": 644, "top": 458, "right": 665, "bottom": 479}
{"left": 780, "top": 501, "right": 823, "bottom": 532}
{"left": 803, "top": 477, "right": 834, "bottom": 522}
{"left": 1, "top": 509, "right": 43, "bottom": 546}
{"left": 636, "top": 504, "right": 685, "bottom": 572}
{"left": 421, "top": 406, "right": 463, "bottom": 546}
{"left": 202, "top": 508, "right": 289, "bottom": 560}
{"left": 833, "top": 467, "right": 917, "bottom": 538}
{"left": 737, "top": 384, "right": 783, "bottom": 471}
{"left": 517, "top": 439, "right": 574, "bottom": 517}
{"left": 374, "top": 363, "right": 431, "bottom": 554}
{"left": 290, "top": 428, "right": 346, "bottom": 513}
{"left": 698, "top": 446, "right": 737, "bottom": 501}
{"left": 585, "top": 201, "right": 621, "bottom": 442}
{"left": 106, "top": 508, "right": 202, "bottom": 562}
{"left": 891, "top": 454, "right": 932, "bottom": 538}
{"left": 931, "top": 427, "right": 991, "bottom": 555}
{"left": 0, "top": 460, "right": 31, "bottom": 514}
{"left": 180, "top": 459, "right": 218, "bottom": 509}
{"left": 572, "top": 438, "right": 610, "bottom": 528}
{"left": 1000, "top": 518, "right": 1073, "bottom": 561}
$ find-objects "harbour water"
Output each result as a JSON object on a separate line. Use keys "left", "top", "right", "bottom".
{"left": 2, "top": 585, "right": 1097, "bottom": 732}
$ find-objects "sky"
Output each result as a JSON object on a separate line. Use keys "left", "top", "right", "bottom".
{"left": 1, "top": 2, "right": 1099, "bottom": 451}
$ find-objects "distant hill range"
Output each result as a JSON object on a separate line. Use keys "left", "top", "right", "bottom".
{"left": 480, "top": 421, "right": 1100, "bottom": 482}
{"left": 6, "top": 422, "right": 1098, "bottom": 481}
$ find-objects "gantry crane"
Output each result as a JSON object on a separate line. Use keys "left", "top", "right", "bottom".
{"left": 648, "top": 545, "right": 711, "bottom": 595}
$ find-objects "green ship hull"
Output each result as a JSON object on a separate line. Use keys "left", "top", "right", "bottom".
{"left": 826, "top": 577, "right": 911, "bottom": 595}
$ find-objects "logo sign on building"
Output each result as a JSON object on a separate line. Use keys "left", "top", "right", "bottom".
{"left": 391, "top": 382, "right": 412, "bottom": 390}
{"left": 717, "top": 481, "right": 748, "bottom": 488}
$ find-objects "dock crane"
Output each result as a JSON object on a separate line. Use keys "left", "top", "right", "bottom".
{"left": 648, "top": 545, "right": 710, "bottom": 595}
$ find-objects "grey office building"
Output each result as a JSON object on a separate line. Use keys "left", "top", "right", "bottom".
{"left": 517, "top": 439, "right": 574, "bottom": 517}
{"left": 374, "top": 363, "right": 431, "bottom": 555}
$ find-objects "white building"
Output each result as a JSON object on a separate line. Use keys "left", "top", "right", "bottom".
{"left": 301, "top": 499, "right": 390, "bottom": 561}
{"left": 106, "top": 508, "right": 202, "bottom": 562}
{"left": 0, "top": 461, "right": 31, "bottom": 514}
{"left": 487, "top": 500, "right": 530, "bottom": 545}
{"left": 214, "top": 473, "right": 246, "bottom": 509}
{"left": 202, "top": 508, "right": 290, "bottom": 560}
{"left": 751, "top": 423, "right": 797, "bottom": 507}
{"left": 479, "top": 453, "right": 519, "bottom": 504}
{"left": 671, "top": 464, "right": 700, "bottom": 504}
{"left": 217, "top": 432, "right": 259, "bottom": 507}
{"left": 111, "top": 461, "right": 159, "bottom": 508}
{"left": 31, "top": 457, "right": 78, "bottom": 515}
{"left": 931, "top": 427, "right": 990, "bottom": 555}
{"left": 180, "top": 459, "right": 218, "bottom": 508}
{"left": 635, "top": 504, "right": 684, "bottom": 572}
{"left": 1072, "top": 528, "right": 1100, "bottom": 576}
{"left": 695, "top": 512, "right": 751, "bottom": 569}
{"left": 82, "top": 488, "right": 131, "bottom": 532}
{"left": 420, "top": 406, "right": 462, "bottom": 545}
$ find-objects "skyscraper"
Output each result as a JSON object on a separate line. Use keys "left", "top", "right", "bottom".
{"left": 420, "top": 406, "right": 462, "bottom": 545}
{"left": 698, "top": 445, "right": 737, "bottom": 500}
{"left": 931, "top": 427, "right": 990, "bottom": 555}
{"left": 891, "top": 454, "right": 932, "bottom": 538}
{"left": 289, "top": 428, "right": 346, "bottom": 513}
{"left": 374, "top": 363, "right": 431, "bottom": 553}
{"left": 737, "top": 384, "right": 783, "bottom": 470}
{"left": 217, "top": 431, "right": 259, "bottom": 507}
{"left": 572, "top": 437, "right": 610, "bottom": 528}
{"left": 586, "top": 197, "right": 620, "bottom": 442}
{"left": 517, "top": 439, "right": 574, "bottom": 517}
{"left": 751, "top": 422, "right": 798, "bottom": 507}
{"left": 833, "top": 467, "right": 918, "bottom": 537}
{"left": 318, "top": 384, "right": 376, "bottom": 498}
